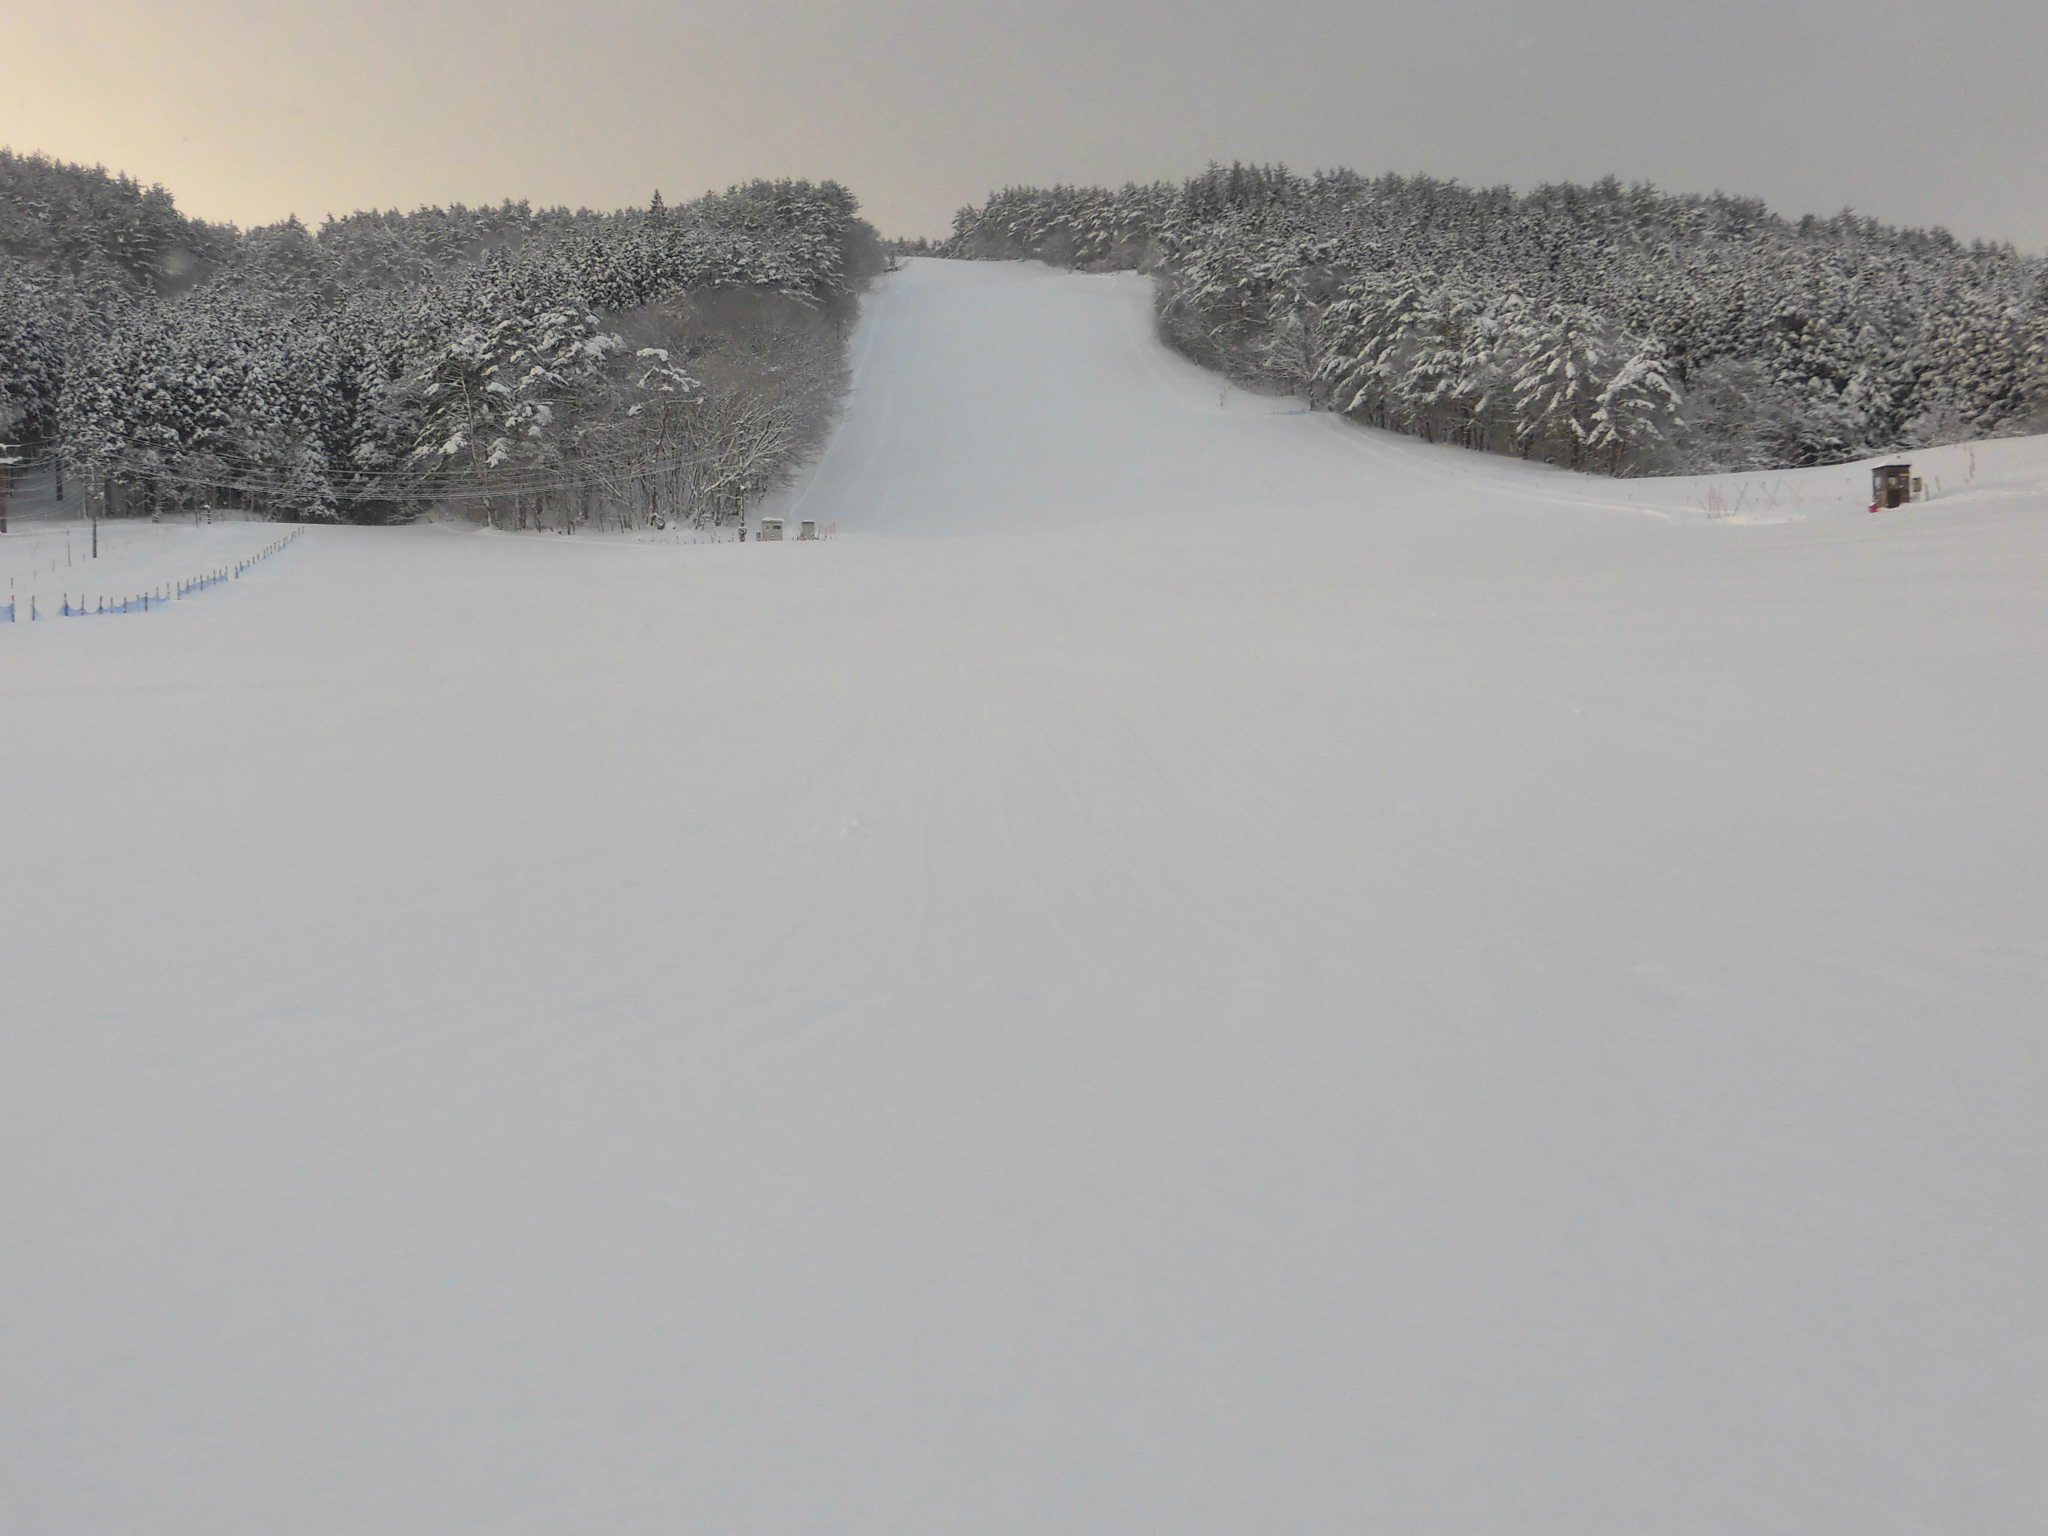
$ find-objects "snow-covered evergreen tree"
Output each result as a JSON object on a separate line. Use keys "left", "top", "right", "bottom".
{"left": 948, "top": 165, "right": 2046, "bottom": 474}
{"left": 12, "top": 155, "right": 884, "bottom": 525}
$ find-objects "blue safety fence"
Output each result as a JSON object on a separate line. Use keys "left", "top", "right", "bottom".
{"left": 5, "top": 528, "right": 302, "bottom": 623}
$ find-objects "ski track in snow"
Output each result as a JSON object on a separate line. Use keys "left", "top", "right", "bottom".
{"left": 3, "top": 258, "right": 2047, "bottom": 1535}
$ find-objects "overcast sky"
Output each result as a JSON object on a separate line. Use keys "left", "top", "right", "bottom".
{"left": 7, "top": 0, "right": 2044, "bottom": 249}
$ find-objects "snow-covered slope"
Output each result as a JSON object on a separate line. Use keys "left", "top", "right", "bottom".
{"left": 4, "top": 259, "right": 2045, "bottom": 1535}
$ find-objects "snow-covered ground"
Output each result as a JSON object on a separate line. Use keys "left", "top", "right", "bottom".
{"left": 3, "top": 506, "right": 284, "bottom": 619}
{"left": 4, "top": 258, "right": 2045, "bottom": 1534}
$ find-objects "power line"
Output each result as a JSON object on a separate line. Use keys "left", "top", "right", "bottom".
{"left": 71, "top": 440, "right": 785, "bottom": 504}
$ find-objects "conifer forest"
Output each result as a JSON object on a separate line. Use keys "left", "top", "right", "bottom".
{"left": 946, "top": 165, "right": 2047, "bottom": 474}
{"left": 0, "top": 150, "right": 883, "bottom": 526}
{"left": 3, "top": 152, "right": 2044, "bottom": 524}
